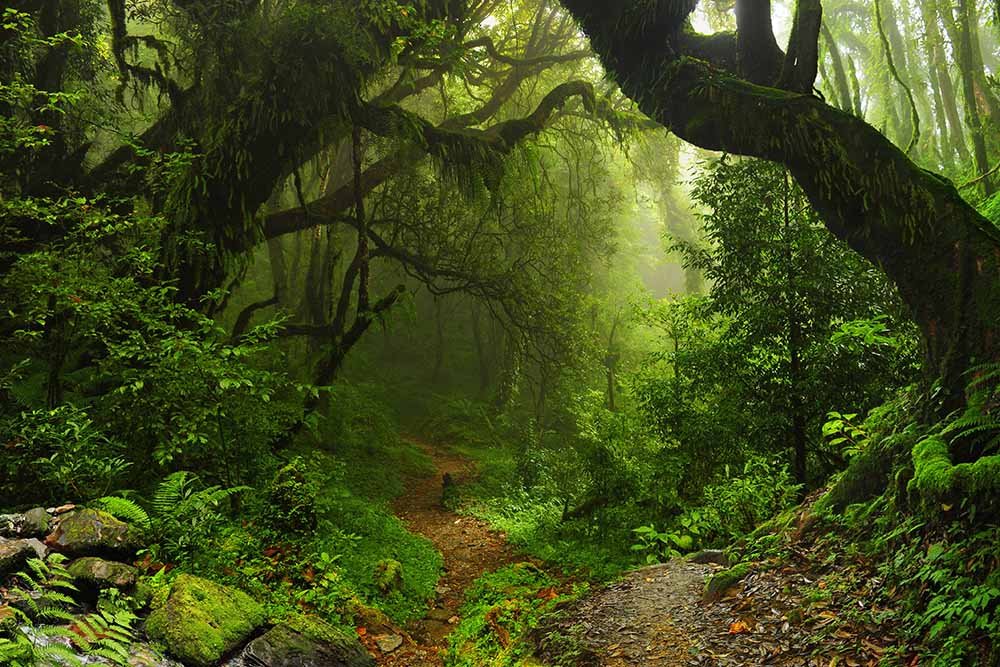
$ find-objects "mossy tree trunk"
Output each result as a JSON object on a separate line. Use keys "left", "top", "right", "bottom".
{"left": 560, "top": 0, "right": 1000, "bottom": 415}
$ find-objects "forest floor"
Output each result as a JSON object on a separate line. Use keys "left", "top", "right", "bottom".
{"left": 363, "top": 437, "right": 519, "bottom": 666}
{"left": 360, "top": 442, "right": 903, "bottom": 667}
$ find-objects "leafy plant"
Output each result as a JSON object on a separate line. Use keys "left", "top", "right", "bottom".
{"left": 630, "top": 524, "right": 694, "bottom": 564}
{"left": 92, "top": 496, "right": 152, "bottom": 530}
{"left": 148, "top": 471, "right": 249, "bottom": 566}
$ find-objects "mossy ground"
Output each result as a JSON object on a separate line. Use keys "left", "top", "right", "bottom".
{"left": 145, "top": 573, "right": 265, "bottom": 667}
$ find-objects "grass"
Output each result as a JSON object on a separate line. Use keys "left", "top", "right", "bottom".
{"left": 445, "top": 563, "right": 588, "bottom": 667}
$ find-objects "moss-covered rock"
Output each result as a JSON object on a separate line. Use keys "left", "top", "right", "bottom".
{"left": 145, "top": 574, "right": 265, "bottom": 667}
{"left": 233, "top": 615, "right": 373, "bottom": 667}
{"left": 44, "top": 508, "right": 140, "bottom": 557}
{"left": 23, "top": 508, "right": 50, "bottom": 536}
{"left": 703, "top": 563, "right": 751, "bottom": 602}
{"left": 907, "top": 436, "right": 1000, "bottom": 504}
{"left": 67, "top": 557, "right": 138, "bottom": 591}
{"left": 0, "top": 539, "right": 35, "bottom": 577}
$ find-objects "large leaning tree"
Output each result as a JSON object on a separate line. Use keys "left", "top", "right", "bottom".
{"left": 558, "top": 0, "right": 1000, "bottom": 413}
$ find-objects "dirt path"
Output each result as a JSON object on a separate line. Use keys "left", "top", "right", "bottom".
{"left": 539, "top": 558, "right": 895, "bottom": 667}
{"left": 367, "top": 437, "right": 517, "bottom": 666}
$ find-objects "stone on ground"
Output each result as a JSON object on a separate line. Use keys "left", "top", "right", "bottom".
{"left": 0, "top": 538, "right": 36, "bottom": 577}
{"left": 232, "top": 616, "right": 375, "bottom": 667}
{"left": 145, "top": 573, "right": 265, "bottom": 667}
{"left": 44, "top": 508, "right": 140, "bottom": 557}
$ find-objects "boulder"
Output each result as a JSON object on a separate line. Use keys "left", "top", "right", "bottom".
{"left": 22, "top": 538, "right": 48, "bottom": 560}
{"left": 67, "top": 556, "right": 138, "bottom": 591}
{"left": 44, "top": 508, "right": 140, "bottom": 557}
{"left": 145, "top": 574, "right": 265, "bottom": 667}
{"left": 0, "top": 508, "right": 50, "bottom": 538}
{"left": 230, "top": 616, "right": 374, "bottom": 667}
{"left": 0, "top": 539, "right": 36, "bottom": 577}
{"left": 686, "top": 549, "right": 730, "bottom": 567}
{"left": 23, "top": 508, "right": 50, "bottom": 536}
{"left": 703, "top": 563, "right": 751, "bottom": 602}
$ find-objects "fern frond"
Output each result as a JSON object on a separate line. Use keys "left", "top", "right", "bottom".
{"left": 153, "top": 471, "right": 193, "bottom": 514}
{"left": 93, "top": 496, "right": 151, "bottom": 529}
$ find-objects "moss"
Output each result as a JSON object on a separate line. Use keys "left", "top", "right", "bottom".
{"left": 703, "top": 563, "right": 751, "bottom": 602}
{"left": 66, "top": 557, "right": 137, "bottom": 590}
{"left": 818, "top": 431, "right": 915, "bottom": 513}
{"left": 46, "top": 508, "right": 141, "bottom": 557}
{"left": 373, "top": 558, "right": 403, "bottom": 593}
{"left": 145, "top": 573, "right": 265, "bottom": 667}
{"left": 908, "top": 436, "right": 1000, "bottom": 504}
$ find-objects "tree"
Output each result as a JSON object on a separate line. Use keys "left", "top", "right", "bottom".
{"left": 557, "top": 0, "right": 1000, "bottom": 415}
{"left": 679, "top": 158, "right": 916, "bottom": 483}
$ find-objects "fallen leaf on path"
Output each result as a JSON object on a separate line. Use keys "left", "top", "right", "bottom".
{"left": 729, "top": 620, "right": 752, "bottom": 634}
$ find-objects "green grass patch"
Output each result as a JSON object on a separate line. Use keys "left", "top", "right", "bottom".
{"left": 445, "top": 563, "right": 587, "bottom": 667}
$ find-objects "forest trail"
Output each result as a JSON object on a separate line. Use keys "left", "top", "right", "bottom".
{"left": 365, "top": 437, "right": 517, "bottom": 666}
{"left": 541, "top": 558, "right": 895, "bottom": 667}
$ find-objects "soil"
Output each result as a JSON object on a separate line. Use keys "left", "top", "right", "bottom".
{"left": 364, "top": 438, "right": 518, "bottom": 666}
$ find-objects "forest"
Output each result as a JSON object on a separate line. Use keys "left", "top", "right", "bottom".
{"left": 2, "top": 0, "right": 1000, "bottom": 665}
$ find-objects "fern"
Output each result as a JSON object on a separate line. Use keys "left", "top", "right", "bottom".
{"left": 2, "top": 555, "right": 136, "bottom": 666}
{"left": 149, "top": 471, "right": 248, "bottom": 565}
{"left": 939, "top": 363, "right": 1000, "bottom": 453}
{"left": 68, "top": 610, "right": 135, "bottom": 665}
{"left": 92, "top": 495, "right": 151, "bottom": 529}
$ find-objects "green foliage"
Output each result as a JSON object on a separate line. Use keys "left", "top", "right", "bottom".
{"left": 445, "top": 563, "right": 584, "bottom": 667}
{"left": 92, "top": 496, "right": 151, "bottom": 530}
{"left": 265, "top": 456, "right": 320, "bottom": 534}
{"left": 1, "top": 405, "right": 128, "bottom": 504}
{"left": 0, "top": 554, "right": 136, "bottom": 666}
{"left": 148, "top": 471, "right": 249, "bottom": 567}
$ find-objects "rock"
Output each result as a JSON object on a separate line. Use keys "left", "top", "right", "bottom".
{"left": 23, "top": 538, "right": 48, "bottom": 560}
{"left": 126, "top": 642, "right": 187, "bottom": 667}
{"left": 23, "top": 508, "right": 50, "bottom": 536}
{"left": 230, "top": 618, "right": 375, "bottom": 667}
{"left": 703, "top": 563, "right": 751, "bottom": 603}
{"left": 426, "top": 608, "right": 452, "bottom": 622}
{"left": 375, "top": 634, "right": 403, "bottom": 654}
{"left": 67, "top": 556, "right": 138, "bottom": 591}
{"left": 0, "top": 539, "right": 35, "bottom": 577}
{"left": 0, "top": 514, "right": 25, "bottom": 537}
{"left": 687, "top": 549, "right": 730, "bottom": 567}
{"left": 49, "top": 503, "right": 76, "bottom": 515}
{"left": 145, "top": 573, "right": 265, "bottom": 667}
{"left": 0, "top": 509, "right": 48, "bottom": 538}
{"left": 44, "top": 508, "right": 140, "bottom": 557}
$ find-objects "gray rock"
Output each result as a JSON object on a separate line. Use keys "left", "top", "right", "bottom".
{"left": 686, "top": 549, "right": 730, "bottom": 567}
{"left": 23, "top": 538, "right": 48, "bottom": 560}
{"left": 375, "top": 634, "right": 403, "bottom": 654}
{"left": 126, "top": 642, "right": 186, "bottom": 667}
{"left": 228, "top": 623, "right": 375, "bottom": 667}
{"left": 44, "top": 508, "right": 140, "bottom": 557}
{"left": 0, "top": 539, "right": 35, "bottom": 577}
{"left": 23, "top": 508, "right": 50, "bottom": 536}
{"left": 67, "top": 556, "right": 138, "bottom": 590}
